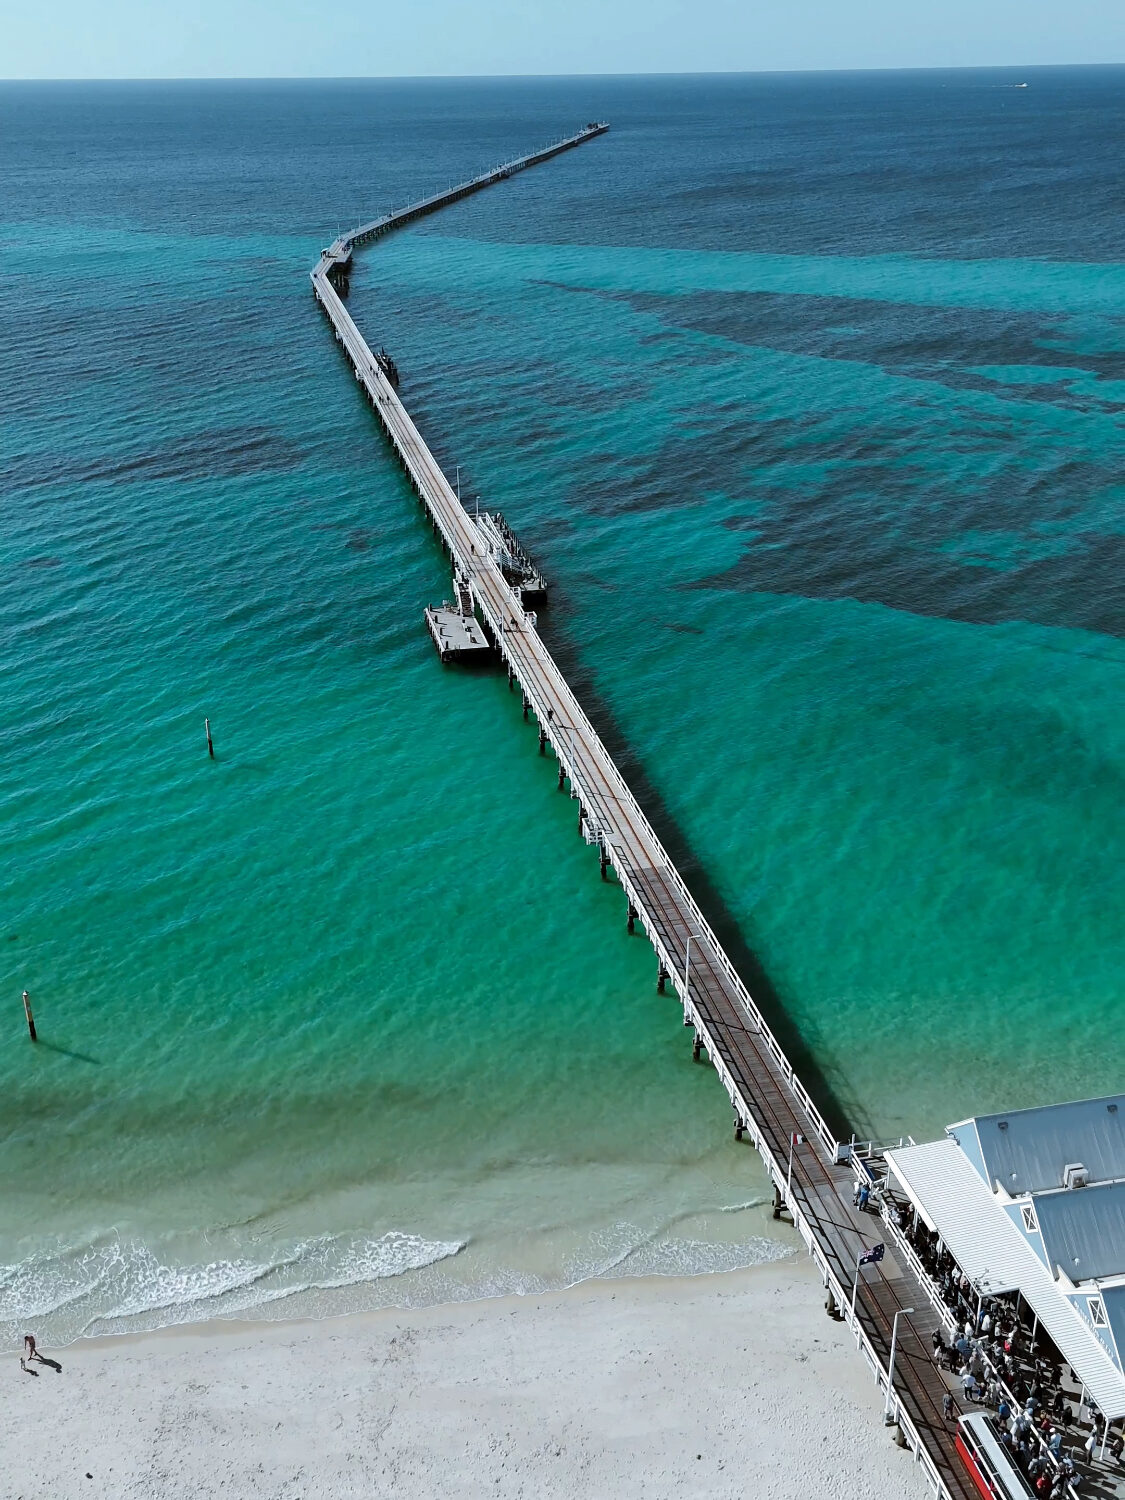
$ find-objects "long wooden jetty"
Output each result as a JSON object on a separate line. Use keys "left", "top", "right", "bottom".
{"left": 310, "top": 125, "right": 974, "bottom": 1500}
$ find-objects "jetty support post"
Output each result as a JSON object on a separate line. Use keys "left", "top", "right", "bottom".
{"left": 22, "top": 990, "right": 36, "bottom": 1043}
{"left": 205, "top": 717, "right": 214, "bottom": 758}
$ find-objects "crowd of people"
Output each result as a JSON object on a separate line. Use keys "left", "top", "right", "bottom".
{"left": 884, "top": 1194, "right": 1124, "bottom": 1496}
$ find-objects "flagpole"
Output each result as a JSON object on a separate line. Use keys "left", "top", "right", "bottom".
{"left": 850, "top": 1242, "right": 884, "bottom": 1330}
{"left": 851, "top": 1251, "right": 862, "bottom": 1324}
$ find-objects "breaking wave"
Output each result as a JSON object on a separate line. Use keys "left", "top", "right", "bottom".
{"left": 0, "top": 1230, "right": 466, "bottom": 1346}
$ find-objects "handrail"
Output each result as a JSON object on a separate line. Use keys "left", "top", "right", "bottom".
{"left": 311, "top": 235, "right": 841, "bottom": 1169}
{"left": 880, "top": 1203, "right": 1079, "bottom": 1500}
{"left": 319, "top": 122, "right": 609, "bottom": 264}
{"left": 308, "top": 143, "right": 968, "bottom": 1495}
{"left": 680, "top": 1002, "right": 946, "bottom": 1497}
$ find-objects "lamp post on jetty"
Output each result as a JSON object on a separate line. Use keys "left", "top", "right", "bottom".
{"left": 683, "top": 930, "right": 704, "bottom": 1051}
{"left": 786, "top": 1131, "right": 804, "bottom": 1198}
{"left": 683, "top": 932, "right": 698, "bottom": 1004}
{"left": 884, "top": 1307, "right": 914, "bottom": 1425}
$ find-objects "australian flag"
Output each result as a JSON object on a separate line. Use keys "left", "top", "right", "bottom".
{"left": 859, "top": 1242, "right": 885, "bottom": 1267}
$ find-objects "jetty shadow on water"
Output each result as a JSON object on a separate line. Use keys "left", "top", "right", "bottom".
{"left": 369, "top": 388, "right": 857, "bottom": 1140}
{"left": 536, "top": 600, "right": 854, "bottom": 1148}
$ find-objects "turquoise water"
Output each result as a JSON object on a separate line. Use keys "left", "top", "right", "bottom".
{"left": 1, "top": 72, "right": 1122, "bottom": 1341}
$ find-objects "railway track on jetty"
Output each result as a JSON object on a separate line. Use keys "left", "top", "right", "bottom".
{"left": 309, "top": 123, "right": 974, "bottom": 1500}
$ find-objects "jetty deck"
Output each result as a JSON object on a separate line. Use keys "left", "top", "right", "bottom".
{"left": 311, "top": 126, "right": 975, "bottom": 1500}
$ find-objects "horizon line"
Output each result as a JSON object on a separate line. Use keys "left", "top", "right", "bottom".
{"left": 3, "top": 61, "right": 1124, "bottom": 84}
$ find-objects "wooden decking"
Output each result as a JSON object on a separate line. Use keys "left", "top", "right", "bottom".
{"left": 310, "top": 128, "right": 975, "bottom": 1500}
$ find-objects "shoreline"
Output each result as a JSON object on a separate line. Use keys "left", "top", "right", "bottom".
{"left": 11, "top": 1254, "right": 932, "bottom": 1499}
{"left": 3, "top": 1189, "right": 798, "bottom": 1351}
{"left": 41, "top": 1240, "right": 801, "bottom": 1356}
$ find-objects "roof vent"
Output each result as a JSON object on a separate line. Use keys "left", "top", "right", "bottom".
{"left": 998, "top": 1121, "right": 1009, "bottom": 1131}
{"left": 1109, "top": 1104, "right": 1119, "bottom": 1115}
{"left": 1063, "top": 1162, "right": 1089, "bottom": 1190}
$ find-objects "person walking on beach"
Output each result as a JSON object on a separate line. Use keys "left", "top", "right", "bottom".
{"left": 20, "top": 1334, "right": 61, "bottom": 1375}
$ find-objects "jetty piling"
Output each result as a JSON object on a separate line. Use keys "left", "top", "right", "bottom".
{"left": 310, "top": 122, "right": 976, "bottom": 1499}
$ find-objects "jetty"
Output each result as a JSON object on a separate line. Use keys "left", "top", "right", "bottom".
{"left": 310, "top": 124, "right": 977, "bottom": 1500}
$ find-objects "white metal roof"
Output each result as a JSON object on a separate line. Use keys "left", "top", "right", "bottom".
{"left": 885, "top": 1138, "right": 1125, "bottom": 1421}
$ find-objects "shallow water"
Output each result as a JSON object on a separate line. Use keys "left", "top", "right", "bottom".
{"left": 1, "top": 70, "right": 1122, "bottom": 1341}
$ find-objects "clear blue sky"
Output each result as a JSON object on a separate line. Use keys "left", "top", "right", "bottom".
{"left": 5, "top": 0, "right": 1122, "bottom": 79}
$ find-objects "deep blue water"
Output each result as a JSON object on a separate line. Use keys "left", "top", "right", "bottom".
{"left": 1, "top": 70, "right": 1122, "bottom": 1341}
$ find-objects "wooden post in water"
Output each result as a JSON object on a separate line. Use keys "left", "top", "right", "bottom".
{"left": 205, "top": 718, "right": 214, "bottom": 759}
{"left": 22, "top": 990, "right": 36, "bottom": 1043}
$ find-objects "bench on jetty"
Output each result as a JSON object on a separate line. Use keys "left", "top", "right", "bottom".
{"left": 310, "top": 122, "right": 977, "bottom": 1500}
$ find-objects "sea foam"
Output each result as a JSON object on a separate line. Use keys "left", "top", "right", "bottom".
{"left": 0, "top": 1230, "right": 466, "bottom": 1346}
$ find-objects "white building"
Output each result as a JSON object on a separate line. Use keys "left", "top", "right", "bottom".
{"left": 884, "top": 1093, "right": 1125, "bottom": 1422}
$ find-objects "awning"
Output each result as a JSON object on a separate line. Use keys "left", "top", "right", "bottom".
{"left": 885, "top": 1138, "right": 1125, "bottom": 1421}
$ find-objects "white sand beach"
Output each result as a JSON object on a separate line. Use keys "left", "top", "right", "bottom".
{"left": 9, "top": 1255, "right": 931, "bottom": 1500}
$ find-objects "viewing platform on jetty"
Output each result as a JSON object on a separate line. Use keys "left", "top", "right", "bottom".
{"left": 424, "top": 603, "right": 491, "bottom": 661}
{"left": 310, "top": 124, "right": 981, "bottom": 1500}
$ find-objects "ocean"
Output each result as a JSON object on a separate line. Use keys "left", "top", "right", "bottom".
{"left": 1, "top": 69, "right": 1122, "bottom": 1344}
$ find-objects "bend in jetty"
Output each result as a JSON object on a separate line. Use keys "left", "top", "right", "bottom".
{"left": 310, "top": 125, "right": 976, "bottom": 1500}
